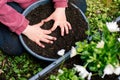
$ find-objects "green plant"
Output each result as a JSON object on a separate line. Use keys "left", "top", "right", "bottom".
{"left": 101, "top": 0, "right": 113, "bottom": 7}
{"left": 76, "top": 25, "right": 120, "bottom": 75}
{"left": 49, "top": 0, "right": 120, "bottom": 79}
{"left": 50, "top": 68, "right": 85, "bottom": 80}
{"left": 0, "top": 53, "right": 42, "bottom": 80}
{"left": 75, "top": 0, "right": 120, "bottom": 77}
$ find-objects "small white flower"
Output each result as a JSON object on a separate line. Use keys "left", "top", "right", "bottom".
{"left": 106, "top": 22, "right": 120, "bottom": 32}
{"left": 56, "top": 78, "right": 59, "bottom": 80}
{"left": 118, "top": 38, "right": 120, "bottom": 42}
{"left": 74, "top": 64, "right": 86, "bottom": 72}
{"left": 79, "top": 71, "right": 89, "bottom": 79}
{"left": 57, "top": 49, "right": 65, "bottom": 56}
{"left": 88, "top": 72, "right": 92, "bottom": 80}
{"left": 58, "top": 69, "right": 64, "bottom": 74}
{"left": 102, "top": 64, "right": 114, "bottom": 78}
{"left": 96, "top": 40, "right": 105, "bottom": 48}
{"left": 0, "top": 69, "right": 4, "bottom": 74}
{"left": 74, "top": 64, "right": 89, "bottom": 78}
{"left": 114, "top": 66, "right": 120, "bottom": 75}
{"left": 70, "top": 46, "right": 77, "bottom": 58}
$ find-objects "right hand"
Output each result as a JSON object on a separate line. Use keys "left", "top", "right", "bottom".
{"left": 22, "top": 21, "right": 57, "bottom": 48}
{"left": 43, "top": 8, "right": 72, "bottom": 36}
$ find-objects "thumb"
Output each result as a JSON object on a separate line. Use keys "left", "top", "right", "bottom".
{"left": 51, "top": 23, "right": 58, "bottom": 31}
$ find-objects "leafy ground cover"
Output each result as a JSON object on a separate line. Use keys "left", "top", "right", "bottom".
{"left": 0, "top": 0, "right": 120, "bottom": 80}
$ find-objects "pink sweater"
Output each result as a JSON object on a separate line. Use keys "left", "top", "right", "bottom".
{"left": 0, "top": 0, "right": 67, "bottom": 35}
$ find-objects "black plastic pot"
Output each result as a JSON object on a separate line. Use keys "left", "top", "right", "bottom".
{"left": 19, "top": 0, "right": 89, "bottom": 61}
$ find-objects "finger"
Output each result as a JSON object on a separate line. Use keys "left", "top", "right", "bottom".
{"left": 42, "top": 30, "right": 52, "bottom": 34}
{"left": 36, "top": 40, "right": 45, "bottom": 48}
{"left": 44, "top": 35, "right": 57, "bottom": 41}
{"left": 67, "top": 22, "right": 72, "bottom": 30}
{"left": 41, "top": 38, "right": 53, "bottom": 44}
{"left": 40, "top": 20, "right": 44, "bottom": 24}
{"left": 51, "top": 23, "right": 58, "bottom": 31}
{"left": 60, "top": 25, "right": 65, "bottom": 36}
{"left": 64, "top": 24, "right": 69, "bottom": 34}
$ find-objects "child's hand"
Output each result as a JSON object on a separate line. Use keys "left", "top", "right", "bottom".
{"left": 22, "top": 21, "right": 56, "bottom": 48}
{"left": 43, "top": 8, "right": 72, "bottom": 36}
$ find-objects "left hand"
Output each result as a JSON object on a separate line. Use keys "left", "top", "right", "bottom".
{"left": 42, "top": 8, "right": 72, "bottom": 36}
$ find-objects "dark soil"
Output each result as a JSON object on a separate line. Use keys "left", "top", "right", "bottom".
{"left": 22, "top": 2, "right": 88, "bottom": 59}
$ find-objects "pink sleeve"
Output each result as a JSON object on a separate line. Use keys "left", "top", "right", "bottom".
{"left": 53, "top": 0, "right": 68, "bottom": 8}
{"left": 0, "top": 1, "right": 29, "bottom": 35}
{"left": 0, "top": 0, "right": 67, "bottom": 35}
{"left": 17, "top": 0, "right": 67, "bottom": 8}
{"left": 13, "top": 0, "right": 37, "bottom": 9}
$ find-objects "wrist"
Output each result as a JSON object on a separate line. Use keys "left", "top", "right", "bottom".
{"left": 55, "top": 8, "right": 65, "bottom": 11}
{"left": 22, "top": 25, "right": 31, "bottom": 35}
{"left": 55, "top": 8, "right": 66, "bottom": 14}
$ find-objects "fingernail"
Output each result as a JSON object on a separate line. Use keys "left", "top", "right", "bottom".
{"left": 54, "top": 37, "right": 57, "bottom": 40}
{"left": 51, "top": 41, "right": 53, "bottom": 44}
{"left": 42, "top": 45, "right": 45, "bottom": 48}
{"left": 49, "top": 31, "right": 52, "bottom": 33}
{"left": 70, "top": 28, "right": 72, "bottom": 30}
